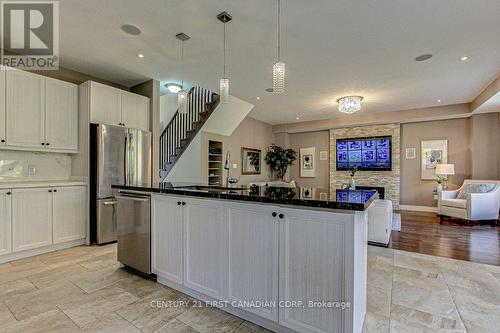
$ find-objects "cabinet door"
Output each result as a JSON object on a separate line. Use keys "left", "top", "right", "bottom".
{"left": 227, "top": 203, "right": 279, "bottom": 321}
{"left": 45, "top": 77, "right": 78, "bottom": 151}
{"left": 90, "top": 82, "right": 121, "bottom": 126}
{"left": 151, "top": 195, "right": 184, "bottom": 284}
{"left": 279, "top": 209, "right": 350, "bottom": 333}
{"left": 52, "top": 186, "right": 86, "bottom": 244}
{"left": 12, "top": 188, "right": 52, "bottom": 252}
{"left": 121, "top": 91, "right": 149, "bottom": 130}
{"left": 5, "top": 68, "right": 45, "bottom": 148}
{"left": 184, "top": 198, "right": 228, "bottom": 300}
{"left": 0, "top": 66, "right": 5, "bottom": 144}
{"left": 0, "top": 189, "right": 12, "bottom": 256}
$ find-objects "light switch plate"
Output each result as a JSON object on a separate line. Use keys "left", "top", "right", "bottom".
{"left": 233, "top": 164, "right": 238, "bottom": 169}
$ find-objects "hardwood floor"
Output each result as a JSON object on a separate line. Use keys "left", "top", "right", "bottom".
{"left": 391, "top": 211, "right": 500, "bottom": 266}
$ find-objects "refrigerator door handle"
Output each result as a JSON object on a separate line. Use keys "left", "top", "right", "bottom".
{"left": 125, "top": 132, "right": 130, "bottom": 185}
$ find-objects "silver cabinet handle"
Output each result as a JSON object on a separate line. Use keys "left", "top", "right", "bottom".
{"left": 103, "top": 201, "right": 117, "bottom": 206}
{"left": 115, "top": 195, "right": 149, "bottom": 202}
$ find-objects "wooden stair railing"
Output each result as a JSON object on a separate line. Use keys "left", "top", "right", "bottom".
{"left": 159, "top": 87, "right": 220, "bottom": 181}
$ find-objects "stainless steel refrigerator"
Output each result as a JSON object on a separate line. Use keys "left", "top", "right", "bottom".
{"left": 90, "top": 124, "right": 151, "bottom": 244}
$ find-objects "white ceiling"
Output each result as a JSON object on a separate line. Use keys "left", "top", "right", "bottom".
{"left": 59, "top": 0, "right": 500, "bottom": 124}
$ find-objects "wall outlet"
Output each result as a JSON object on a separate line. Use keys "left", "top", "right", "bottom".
{"left": 28, "top": 165, "right": 36, "bottom": 175}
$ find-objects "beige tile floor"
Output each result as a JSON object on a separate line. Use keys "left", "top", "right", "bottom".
{"left": 0, "top": 244, "right": 499, "bottom": 333}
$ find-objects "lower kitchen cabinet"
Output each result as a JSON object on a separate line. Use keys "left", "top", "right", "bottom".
{"left": 227, "top": 202, "right": 279, "bottom": 322}
{"left": 184, "top": 198, "right": 228, "bottom": 300}
{"left": 12, "top": 187, "right": 53, "bottom": 252}
{"left": 0, "top": 189, "right": 12, "bottom": 255}
{"left": 152, "top": 195, "right": 184, "bottom": 284}
{"left": 52, "top": 186, "right": 86, "bottom": 243}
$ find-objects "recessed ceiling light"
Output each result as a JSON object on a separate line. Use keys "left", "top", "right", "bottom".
{"left": 437, "top": 99, "right": 442, "bottom": 103}
{"left": 137, "top": 53, "right": 144, "bottom": 59}
{"left": 165, "top": 83, "right": 182, "bottom": 94}
{"left": 121, "top": 24, "right": 141, "bottom": 36}
{"left": 415, "top": 54, "right": 433, "bottom": 62}
{"left": 256, "top": 96, "right": 260, "bottom": 100}
{"left": 459, "top": 56, "right": 469, "bottom": 62}
{"left": 296, "top": 117, "right": 300, "bottom": 120}
{"left": 265, "top": 88, "right": 274, "bottom": 93}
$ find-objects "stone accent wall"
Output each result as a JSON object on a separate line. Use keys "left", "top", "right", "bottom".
{"left": 330, "top": 124, "right": 401, "bottom": 209}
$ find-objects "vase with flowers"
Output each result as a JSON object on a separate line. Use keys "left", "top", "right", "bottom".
{"left": 348, "top": 167, "right": 358, "bottom": 190}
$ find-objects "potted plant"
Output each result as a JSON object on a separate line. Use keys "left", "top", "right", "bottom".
{"left": 348, "top": 167, "right": 358, "bottom": 189}
{"left": 264, "top": 144, "right": 297, "bottom": 181}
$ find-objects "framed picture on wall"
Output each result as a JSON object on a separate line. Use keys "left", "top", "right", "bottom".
{"left": 300, "top": 147, "right": 316, "bottom": 178}
{"left": 241, "top": 147, "right": 262, "bottom": 175}
{"left": 421, "top": 140, "right": 448, "bottom": 180}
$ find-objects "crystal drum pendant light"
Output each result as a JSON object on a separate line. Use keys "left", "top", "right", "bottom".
{"left": 217, "top": 12, "right": 232, "bottom": 103}
{"left": 273, "top": 0, "right": 285, "bottom": 94}
{"left": 337, "top": 96, "right": 364, "bottom": 114}
{"left": 176, "top": 33, "right": 190, "bottom": 114}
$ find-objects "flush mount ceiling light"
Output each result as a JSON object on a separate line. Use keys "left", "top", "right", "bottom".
{"left": 165, "top": 83, "right": 182, "bottom": 94}
{"left": 176, "top": 32, "right": 190, "bottom": 114}
{"left": 121, "top": 24, "right": 141, "bottom": 35}
{"left": 337, "top": 96, "right": 363, "bottom": 114}
{"left": 415, "top": 54, "right": 433, "bottom": 62}
{"left": 217, "top": 11, "right": 232, "bottom": 103}
{"left": 272, "top": 0, "right": 285, "bottom": 94}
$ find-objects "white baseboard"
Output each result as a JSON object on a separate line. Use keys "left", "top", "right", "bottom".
{"left": 0, "top": 239, "right": 86, "bottom": 264}
{"left": 399, "top": 205, "right": 438, "bottom": 213}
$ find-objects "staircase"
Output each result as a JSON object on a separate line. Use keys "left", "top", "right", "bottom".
{"left": 160, "top": 87, "right": 220, "bottom": 181}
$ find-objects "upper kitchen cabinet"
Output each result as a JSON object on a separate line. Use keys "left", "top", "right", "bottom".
{"left": 0, "top": 67, "right": 79, "bottom": 153}
{"left": 5, "top": 68, "right": 45, "bottom": 148}
{"left": 45, "top": 77, "right": 78, "bottom": 151}
{"left": 0, "top": 67, "right": 5, "bottom": 145}
{"left": 90, "top": 81, "right": 122, "bottom": 126}
{"left": 121, "top": 91, "right": 149, "bottom": 131}
{"left": 88, "top": 81, "right": 149, "bottom": 131}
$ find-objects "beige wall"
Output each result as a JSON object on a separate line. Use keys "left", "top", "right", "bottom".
{"left": 400, "top": 118, "right": 472, "bottom": 207}
{"left": 287, "top": 131, "right": 330, "bottom": 189}
{"left": 471, "top": 113, "right": 499, "bottom": 179}
{"left": 201, "top": 117, "right": 274, "bottom": 185}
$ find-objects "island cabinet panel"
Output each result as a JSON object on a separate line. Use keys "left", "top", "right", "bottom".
{"left": 227, "top": 203, "right": 279, "bottom": 322}
{"left": 184, "top": 198, "right": 228, "bottom": 300}
{"left": 152, "top": 195, "right": 184, "bottom": 284}
{"left": 279, "top": 208, "right": 351, "bottom": 333}
{"left": 52, "top": 186, "right": 86, "bottom": 244}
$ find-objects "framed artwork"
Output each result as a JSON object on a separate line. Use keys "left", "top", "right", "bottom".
{"left": 421, "top": 140, "right": 448, "bottom": 180}
{"left": 405, "top": 148, "right": 416, "bottom": 159}
{"left": 300, "top": 147, "right": 315, "bottom": 178}
{"left": 241, "top": 147, "right": 261, "bottom": 175}
{"left": 300, "top": 187, "right": 313, "bottom": 199}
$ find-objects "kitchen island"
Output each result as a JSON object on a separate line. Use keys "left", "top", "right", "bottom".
{"left": 112, "top": 183, "right": 378, "bottom": 333}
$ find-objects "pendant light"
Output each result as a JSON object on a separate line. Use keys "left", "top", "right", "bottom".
{"left": 272, "top": 0, "right": 285, "bottom": 94}
{"left": 217, "top": 12, "right": 232, "bottom": 103}
{"left": 176, "top": 33, "right": 190, "bottom": 114}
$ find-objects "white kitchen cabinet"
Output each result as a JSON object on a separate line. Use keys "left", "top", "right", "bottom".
{"left": 52, "top": 186, "right": 86, "bottom": 244}
{"left": 0, "top": 189, "right": 12, "bottom": 256}
{"left": 279, "top": 208, "right": 350, "bottom": 333}
{"left": 152, "top": 195, "right": 184, "bottom": 284}
{"left": 5, "top": 68, "right": 45, "bottom": 148}
{"left": 12, "top": 188, "right": 52, "bottom": 252}
{"left": 90, "top": 81, "right": 122, "bottom": 126}
{"left": 227, "top": 203, "right": 279, "bottom": 322}
{"left": 184, "top": 198, "right": 228, "bottom": 300}
{"left": 0, "top": 66, "right": 5, "bottom": 145}
{"left": 121, "top": 91, "right": 149, "bottom": 131}
{"left": 45, "top": 77, "right": 78, "bottom": 151}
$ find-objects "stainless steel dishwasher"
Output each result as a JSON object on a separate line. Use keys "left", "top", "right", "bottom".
{"left": 116, "top": 192, "right": 151, "bottom": 275}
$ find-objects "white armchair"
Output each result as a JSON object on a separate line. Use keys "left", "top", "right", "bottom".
{"left": 438, "top": 180, "right": 500, "bottom": 225}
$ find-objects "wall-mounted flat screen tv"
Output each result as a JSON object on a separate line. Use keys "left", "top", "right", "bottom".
{"left": 336, "top": 136, "right": 392, "bottom": 171}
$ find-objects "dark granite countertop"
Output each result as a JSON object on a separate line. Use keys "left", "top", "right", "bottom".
{"left": 112, "top": 183, "right": 379, "bottom": 211}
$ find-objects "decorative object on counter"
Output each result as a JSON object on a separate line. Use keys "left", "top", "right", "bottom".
{"left": 348, "top": 167, "right": 358, "bottom": 190}
{"left": 405, "top": 147, "right": 416, "bottom": 159}
{"left": 435, "top": 163, "right": 454, "bottom": 190}
{"left": 421, "top": 140, "right": 447, "bottom": 180}
{"left": 175, "top": 33, "right": 190, "bottom": 114}
{"left": 300, "top": 147, "right": 315, "bottom": 178}
{"left": 264, "top": 144, "right": 297, "bottom": 181}
{"left": 241, "top": 147, "right": 262, "bottom": 175}
{"left": 265, "top": 186, "right": 295, "bottom": 200}
{"left": 217, "top": 11, "right": 232, "bottom": 103}
{"left": 319, "top": 150, "right": 328, "bottom": 161}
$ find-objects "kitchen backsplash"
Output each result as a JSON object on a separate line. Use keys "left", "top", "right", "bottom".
{"left": 0, "top": 151, "right": 71, "bottom": 181}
